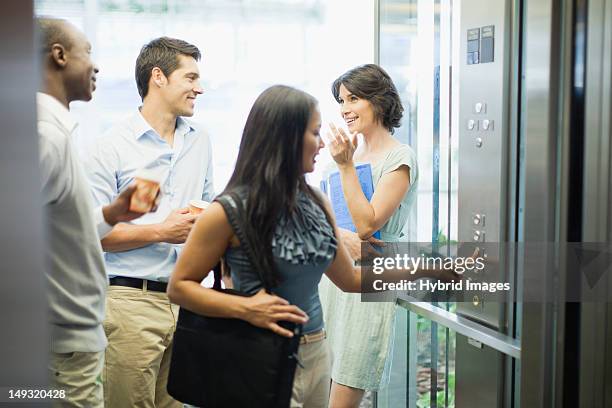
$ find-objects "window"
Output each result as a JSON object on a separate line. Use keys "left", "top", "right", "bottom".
{"left": 35, "top": 0, "right": 375, "bottom": 191}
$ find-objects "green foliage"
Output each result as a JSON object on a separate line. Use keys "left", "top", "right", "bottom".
{"left": 413, "top": 312, "right": 456, "bottom": 407}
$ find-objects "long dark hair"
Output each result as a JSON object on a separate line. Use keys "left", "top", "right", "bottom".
{"left": 223, "top": 85, "right": 331, "bottom": 287}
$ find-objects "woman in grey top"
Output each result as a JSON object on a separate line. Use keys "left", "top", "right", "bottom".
{"left": 168, "top": 85, "right": 365, "bottom": 407}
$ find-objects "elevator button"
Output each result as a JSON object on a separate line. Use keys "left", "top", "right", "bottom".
{"left": 473, "top": 230, "right": 485, "bottom": 242}
{"left": 475, "top": 137, "right": 483, "bottom": 148}
{"left": 474, "top": 102, "right": 486, "bottom": 113}
{"left": 482, "top": 119, "right": 493, "bottom": 130}
{"left": 472, "top": 295, "right": 480, "bottom": 306}
{"left": 473, "top": 214, "right": 485, "bottom": 226}
{"left": 467, "top": 119, "right": 478, "bottom": 130}
{"left": 472, "top": 249, "right": 482, "bottom": 273}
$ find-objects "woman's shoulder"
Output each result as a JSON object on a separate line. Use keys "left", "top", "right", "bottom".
{"left": 380, "top": 143, "right": 417, "bottom": 170}
{"left": 215, "top": 186, "right": 249, "bottom": 205}
{"left": 387, "top": 142, "right": 416, "bottom": 159}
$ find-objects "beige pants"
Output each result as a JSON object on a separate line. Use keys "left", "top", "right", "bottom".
{"left": 103, "top": 285, "right": 182, "bottom": 408}
{"left": 291, "top": 337, "right": 332, "bottom": 408}
{"left": 49, "top": 350, "right": 104, "bottom": 408}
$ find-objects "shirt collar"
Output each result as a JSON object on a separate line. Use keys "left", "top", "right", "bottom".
{"left": 177, "top": 116, "right": 195, "bottom": 136}
{"left": 132, "top": 108, "right": 195, "bottom": 140}
{"left": 132, "top": 109, "right": 155, "bottom": 140}
{"left": 36, "top": 92, "right": 78, "bottom": 134}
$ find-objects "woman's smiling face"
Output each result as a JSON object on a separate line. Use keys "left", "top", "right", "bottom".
{"left": 337, "top": 84, "right": 377, "bottom": 135}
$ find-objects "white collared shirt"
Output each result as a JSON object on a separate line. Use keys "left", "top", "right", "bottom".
{"left": 37, "top": 92, "right": 108, "bottom": 353}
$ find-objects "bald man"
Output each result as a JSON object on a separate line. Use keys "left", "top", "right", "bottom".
{"left": 36, "top": 18, "right": 143, "bottom": 407}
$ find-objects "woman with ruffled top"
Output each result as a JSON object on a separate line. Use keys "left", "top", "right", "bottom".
{"left": 167, "top": 85, "right": 369, "bottom": 407}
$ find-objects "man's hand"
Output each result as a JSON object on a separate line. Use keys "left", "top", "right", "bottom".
{"left": 102, "top": 184, "right": 145, "bottom": 225}
{"left": 158, "top": 208, "right": 197, "bottom": 244}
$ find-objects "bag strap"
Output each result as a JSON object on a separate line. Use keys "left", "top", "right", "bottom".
{"left": 215, "top": 193, "right": 273, "bottom": 292}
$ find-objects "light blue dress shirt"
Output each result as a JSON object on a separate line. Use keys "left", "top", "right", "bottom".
{"left": 85, "top": 110, "right": 214, "bottom": 282}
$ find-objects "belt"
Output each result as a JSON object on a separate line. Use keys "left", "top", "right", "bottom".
{"left": 109, "top": 277, "right": 168, "bottom": 293}
{"left": 300, "top": 329, "right": 326, "bottom": 345}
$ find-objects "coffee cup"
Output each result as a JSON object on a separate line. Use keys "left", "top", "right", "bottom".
{"left": 189, "top": 199, "right": 210, "bottom": 215}
{"left": 129, "top": 173, "right": 161, "bottom": 213}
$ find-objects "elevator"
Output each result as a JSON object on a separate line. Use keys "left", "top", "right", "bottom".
{"left": 377, "top": 0, "right": 612, "bottom": 406}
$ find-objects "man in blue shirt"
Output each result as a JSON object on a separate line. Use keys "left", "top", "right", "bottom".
{"left": 85, "top": 37, "right": 214, "bottom": 407}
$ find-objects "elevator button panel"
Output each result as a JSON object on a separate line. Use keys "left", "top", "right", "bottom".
{"left": 456, "top": 2, "right": 508, "bottom": 404}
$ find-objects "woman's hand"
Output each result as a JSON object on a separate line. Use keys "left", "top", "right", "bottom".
{"left": 243, "top": 289, "right": 309, "bottom": 338}
{"left": 339, "top": 228, "right": 386, "bottom": 261}
{"left": 327, "top": 123, "right": 358, "bottom": 168}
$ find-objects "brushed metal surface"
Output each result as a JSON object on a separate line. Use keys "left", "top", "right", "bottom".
{"left": 456, "top": 0, "right": 512, "bottom": 329}
{"left": 0, "top": 0, "right": 48, "bottom": 394}
{"left": 519, "top": 0, "right": 562, "bottom": 406}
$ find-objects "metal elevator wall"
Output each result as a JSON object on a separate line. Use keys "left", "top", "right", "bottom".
{"left": 456, "top": 0, "right": 516, "bottom": 405}
{"left": 0, "top": 0, "right": 49, "bottom": 402}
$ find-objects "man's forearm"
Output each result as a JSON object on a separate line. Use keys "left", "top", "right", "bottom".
{"left": 95, "top": 207, "right": 114, "bottom": 239}
{"left": 101, "top": 223, "right": 164, "bottom": 252}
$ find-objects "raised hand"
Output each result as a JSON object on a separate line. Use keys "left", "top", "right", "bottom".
{"left": 327, "top": 122, "right": 359, "bottom": 167}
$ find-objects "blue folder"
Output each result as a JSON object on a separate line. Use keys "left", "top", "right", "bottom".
{"left": 321, "top": 163, "right": 380, "bottom": 239}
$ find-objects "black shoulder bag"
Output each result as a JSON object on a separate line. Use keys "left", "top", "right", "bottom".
{"left": 167, "top": 193, "right": 302, "bottom": 408}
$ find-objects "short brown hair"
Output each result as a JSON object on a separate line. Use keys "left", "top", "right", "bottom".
{"left": 332, "top": 64, "right": 403, "bottom": 133}
{"left": 135, "top": 37, "right": 201, "bottom": 99}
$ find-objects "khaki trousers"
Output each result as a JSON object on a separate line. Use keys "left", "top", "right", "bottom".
{"left": 49, "top": 350, "right": 104, "bottom": 408}
{"left": 290, "top": 337, "right": 332, "bottom": 408}
{"left": 103, "top": 285, "right": 181, "bottom": 408}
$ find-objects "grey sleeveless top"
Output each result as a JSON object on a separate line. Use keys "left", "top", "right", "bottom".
{"left": 224, "top": 189, "right": 337, "bottom": 333}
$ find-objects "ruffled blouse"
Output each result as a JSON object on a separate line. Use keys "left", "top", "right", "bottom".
{"left": 224, "top": 189, "right": 337, "bottom": 334}
{"left": 272, "top": 190, "right": 337, "bottom": 264}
